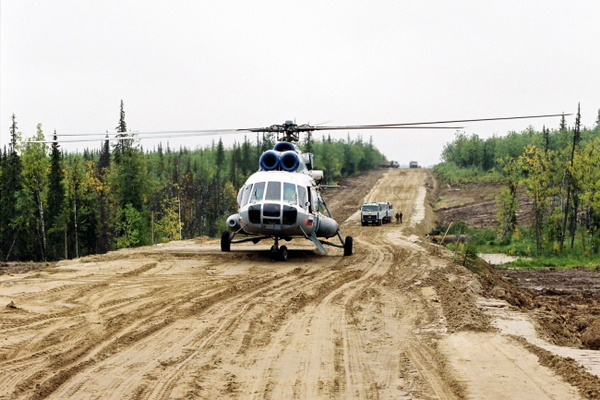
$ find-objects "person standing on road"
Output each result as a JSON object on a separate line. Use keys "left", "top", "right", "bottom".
{"left": 396, "top": 212, "right": 402, "bottom": 224}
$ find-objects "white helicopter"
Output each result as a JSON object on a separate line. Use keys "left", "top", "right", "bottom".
{"left": 221, "top": 126, "right": 347, "bottom": 261}
{"left": 31, "top": 114, "right": 568, "bottom": 261}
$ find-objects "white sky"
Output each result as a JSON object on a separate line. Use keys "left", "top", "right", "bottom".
{"left": 2, "top": 0, "right": 599, "bottom": 167}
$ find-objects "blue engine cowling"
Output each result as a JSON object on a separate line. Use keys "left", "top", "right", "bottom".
{"left": 259, "top": 150, "right": 280, "bottom": 170}
{"left": 274, "top": 142, "right": 295, "bottom": 152}
{"left": 280, "top": 151, "right": 300, "bottom": 172}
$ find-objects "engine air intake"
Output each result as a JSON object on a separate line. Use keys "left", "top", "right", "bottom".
{"left": 280, "top": 151, "right": 300, "bottom": 171}
{"left": 259, "top": 150, "right": 280, "bottom": 171}
{"left": 274, "top": 142, "right": 295, "bottom": 152}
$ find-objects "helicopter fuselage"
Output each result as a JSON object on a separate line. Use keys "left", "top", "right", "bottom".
{"left": 227, "top": 170, "right": 338, "bottom": 239}
{"left": 222, "top": 140, "right": 352, "bottom": 260}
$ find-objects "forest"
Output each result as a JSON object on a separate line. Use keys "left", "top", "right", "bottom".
{"left": 435, "top": 105, "right": 600, "bottom": 256}
{"left": 0, "top": 104, "right": 385, "bottom": 262}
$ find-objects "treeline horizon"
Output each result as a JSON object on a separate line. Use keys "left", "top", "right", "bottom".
{"left": 0, "top": 103, "right": 386, "bottom": 262}
{"left": 436, "top": 105, "right": 600, "bottom": 255}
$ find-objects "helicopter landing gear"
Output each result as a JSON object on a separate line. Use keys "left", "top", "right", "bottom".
{"left": 221, "top": 231, "right": 231, "bottom": 252}
{"left": 278, "top": 245, "right": 288, "bottom": 261}
{"left": 270, "top": 245, "right": 288, "bottom": 261}
{"left": 343, "top": 236, "right": 353, "bottom": 256}
{"left": 270, "top": 238, "right": 289, "bottom": 261}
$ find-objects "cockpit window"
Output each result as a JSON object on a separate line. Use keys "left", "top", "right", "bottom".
{"left": 297, "top": 185, "right": 307, "bottom": 209}
{"left": 265, "top": 181, "right": 281, "bottom": 201}
{"left": 283, "top": 182, "right": 297, "bottom": 204}
{"left": 241, "top": 184, "right": 253, "bottom": 206}
{"left": 250, "top": 182, "right": 265, "bottom": 202}
{"left": 237, "top": 186, "right": 244, "bottom": 206}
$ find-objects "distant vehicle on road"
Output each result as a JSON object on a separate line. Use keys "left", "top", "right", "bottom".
{"left": 361, "top": 202, "right": 394, "bottom": 226}
{"left": 409, "top": 161, "right": 419, "bottom": 168}
{"left": 379, "top": 160, "right": 399, "bottom": 168}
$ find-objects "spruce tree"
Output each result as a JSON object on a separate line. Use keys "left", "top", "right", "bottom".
{"left": 560, "top": 112, "right": 567, "bottom": 131}
{"left": 113, "top": 100, "right": 132, "bottom": 164}
{"left": 1, "top": 115, "right": 23, "bottom": 260}
{"left": 47, "top": 130, "right": 65, "bottom": 259}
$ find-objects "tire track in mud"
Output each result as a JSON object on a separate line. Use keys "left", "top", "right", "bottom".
{"left": 29, "top": 252, "right": 360, "bottom": 398}
{"left": 144, "top": 261, "right": 364, "bottom": 400}
{"left": 2, "top": 257, "right": 287, "bottom": 399}
{"left": 150, "top": 259, "right": 368, "bottom": 399}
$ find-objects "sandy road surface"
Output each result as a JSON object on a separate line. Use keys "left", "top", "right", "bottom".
{"left": 0, "top": 169, "right": 591, "bottom": 399}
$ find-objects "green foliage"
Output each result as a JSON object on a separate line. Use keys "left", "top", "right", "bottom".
{"left": 433, "top": 162, "right": 502, "bottom": 185}
{"left": 0, "top": 110, "right": 386, "bottom": 261}
{"left": 453, "top": 239, "right": 480, "bottom": 272}
{"left": 439, "top": 110, "right": 600, "bottom": 259}
{"left": 115, "top": 203, "right": 148, "bottom": 249}
{"left": 154, "top": 197, "right": 182, "bottom": 243}
{"left": 0, "top": 115, "right": 24, "bottom": 260}
{"left": 505, "top": 253, "right": 600, "bottom": 269}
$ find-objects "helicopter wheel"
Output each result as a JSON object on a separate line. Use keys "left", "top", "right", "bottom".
{"left": 278, "top": 245, "right": 288, "bottom": 261}
{"left": 270, "top": 244, "right": 278, "bottom": 260}
{"left": 221, "top": 231, "right": 231, "bottom": 252}
{"left": 343, "top": 236, "right": 353, "bottom": 256}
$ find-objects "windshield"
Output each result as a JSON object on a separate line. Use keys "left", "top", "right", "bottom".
{"left": 250, "top": 182, "right": 265, "bottom": 202}
{"left": 283, "top": 182, "right": 297, "bottom": 204}
{"left": 361, "top": 205, "right": 378, "bottom": 212}
{"left": 265, "top": 181, "right": 281, "bottom": 201}
{"left": 241, "top": 184, "right": 253, "bottom": 206}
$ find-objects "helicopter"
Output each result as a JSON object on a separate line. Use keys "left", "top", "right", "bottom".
{"left": 30, "top": 114, "right": 568, "bottom": 261}
{"left": 221, "top": 124, "right": 349, "bottom": 261}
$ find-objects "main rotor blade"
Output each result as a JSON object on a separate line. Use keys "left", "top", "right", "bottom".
{"left": 310, "top": 125, "right": 463, "bottom": 131}
{"left": 30, "top": 129, "right": 248, "bottom": 143}
{"left": 321, "top": 113, "right": 569, "bottom": 129}
{"left": 30, "top": 112, "right": 568, "bottom": 143}
{"left": 53, "top": 128, "right": 243, "bottom": 138}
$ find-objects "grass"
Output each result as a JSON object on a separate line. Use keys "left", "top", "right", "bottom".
{"left": 438, "top": 223, "right": 600, "bottom": 270}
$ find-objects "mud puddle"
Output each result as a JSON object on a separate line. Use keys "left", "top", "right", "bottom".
{"left": 478, "top": 297, "right": 600, "bottom": 378}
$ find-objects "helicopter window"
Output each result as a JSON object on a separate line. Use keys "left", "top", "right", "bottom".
{"left": 297, "top": 186, "right": 307, "bottom": 209}
{"left": 237, "top": 186, "right": 245, "bottom": 206}
{"left": 283, "top": 183, "right": 297, "bottom": 204}
{"left": 251, "top": 182, "right": 265, "bottom": 202}
{"left": 265, "top": 181, "right": 281, "bottom": 201}
{"left": 241, "top": 184, "right": 253, "bottom": 206}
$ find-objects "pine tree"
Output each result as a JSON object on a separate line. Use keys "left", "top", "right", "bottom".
{"left": 95, "top": 136, "right": 112, "bottom": 254}
{"left": 47, "top": 131, "right": 65, "bottom": 259}
{"left": 113, "top": 100, "right": 133, "bottom": 164}
{"left": 1, "top": 115, "right": 24, "bottom": 260}
{"left": 560, "top": 113, "right": 567, "bottom": 131}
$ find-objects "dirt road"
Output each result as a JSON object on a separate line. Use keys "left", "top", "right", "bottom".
{"left": 1, "top": 169, "right": 597, "bottom": 399}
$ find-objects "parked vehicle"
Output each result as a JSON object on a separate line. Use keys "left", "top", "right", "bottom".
{"left": 361, "top": 203, "right": 384, "bottom": 226}
{"left": 361, "top": 202, "right": 394, "bottom": 226}
{"left": 377, "top": 202, "right": 395, "bottom": 224}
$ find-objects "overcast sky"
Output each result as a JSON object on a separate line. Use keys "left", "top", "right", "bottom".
{"left": 2, "top": 1, "right": 599, "bottom": 167}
